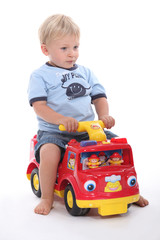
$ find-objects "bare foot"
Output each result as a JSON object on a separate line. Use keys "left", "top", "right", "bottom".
{"left": 134, "top": 195, "right": 149, "bottom": 207}
{"left": 34, "top": 198, "right": 54, "bottom": 215}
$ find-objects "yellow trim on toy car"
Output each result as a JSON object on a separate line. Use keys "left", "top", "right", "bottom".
{"left": 27, "top": 174, "right": 31, "bottom": 180}
{"left": 76, "top": 194, "right": 140, "bottom": 216}
{"left": 54, "top": 189, "right": 64, "bottom": 198}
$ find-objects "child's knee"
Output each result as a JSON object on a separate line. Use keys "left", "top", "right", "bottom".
{"left": 40, "top": 143, "right": 61, "bottom": 162}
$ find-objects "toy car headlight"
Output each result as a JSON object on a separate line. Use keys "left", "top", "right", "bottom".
{"left": 84, "top": 180, "right": 96, "bottom": 192}
{"left": 127, "top": 176, "right": 136, "bottom": 187}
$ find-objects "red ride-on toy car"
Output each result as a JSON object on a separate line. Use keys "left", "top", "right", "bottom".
{"left": 26, "top": 121, "right": 139, "bottom": 216}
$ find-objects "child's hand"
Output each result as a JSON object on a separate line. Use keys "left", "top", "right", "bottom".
{"left": 100, "top": 115, "right": 115, "bottom": 129}
{"left": 59, "top": 116, "right": 79, "bottom": 132}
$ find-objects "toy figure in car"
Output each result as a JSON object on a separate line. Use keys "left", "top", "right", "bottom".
{"left": 86, "top": 154, "right": 101, "bottom": 169}
{"left": 108, "top": 152, "right": 124, "bottom": 166}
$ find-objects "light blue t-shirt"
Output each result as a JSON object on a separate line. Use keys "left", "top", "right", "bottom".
{"left": 28, "top": 63, "right": 107, "bottom": 133}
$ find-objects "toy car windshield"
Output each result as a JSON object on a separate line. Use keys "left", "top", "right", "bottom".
{"left": 81, "top": 148, "right": 131, "bottom": 170}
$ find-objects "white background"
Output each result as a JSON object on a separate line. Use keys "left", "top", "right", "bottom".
{"left": 0, "top": 0, "right": 160, "bottom": 239}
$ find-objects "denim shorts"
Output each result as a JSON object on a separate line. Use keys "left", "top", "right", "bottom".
{"left": 34, "top": 130, "right": 118, "bottom": 163}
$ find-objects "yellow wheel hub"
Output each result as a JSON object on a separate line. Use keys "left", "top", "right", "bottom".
{"left": 67, "top": 190, "right": 73, "bottom": 208}
{"left": 33, "top": 174, "right": 39, "bottom": 191}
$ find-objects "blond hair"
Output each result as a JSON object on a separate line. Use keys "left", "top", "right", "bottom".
{"left": 38, "top": 14, "right": 80, "bottom": 45}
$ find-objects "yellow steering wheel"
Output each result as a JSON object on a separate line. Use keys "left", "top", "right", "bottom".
{"left": 59, "top": 120, "right": 106, "bottom": 141}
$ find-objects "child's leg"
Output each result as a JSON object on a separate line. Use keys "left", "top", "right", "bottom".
{"left": 34, "top": 143, "right": 61, "bottom": 215}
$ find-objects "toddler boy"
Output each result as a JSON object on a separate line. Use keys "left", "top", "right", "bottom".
{"left": 28, "top": 14, "right": 148, "bottom": 215}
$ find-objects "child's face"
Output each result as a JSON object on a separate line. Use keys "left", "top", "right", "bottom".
{"left": 42, "top": 34, "right": 79, "bottom": 69}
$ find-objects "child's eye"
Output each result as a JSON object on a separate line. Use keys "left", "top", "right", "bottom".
{"left": 61, "top": 47, "right": 67, "bottom": 50}
{"left": 74, "top": 46, "right": 79, "bottom": 50}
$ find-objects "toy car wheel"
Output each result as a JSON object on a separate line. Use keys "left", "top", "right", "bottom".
{"left": 64, "top": 184, "right": 90, "bottom": 216}
{"left": 80, "top": 207, "right": 90, "bottom": 216}
{"left": 31, "top": 168, "right": 41, "bottom": 198}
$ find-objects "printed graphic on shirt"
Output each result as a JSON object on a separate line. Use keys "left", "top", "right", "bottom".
{"left": 61, "top": 72, "right": 91, "bottom": 100}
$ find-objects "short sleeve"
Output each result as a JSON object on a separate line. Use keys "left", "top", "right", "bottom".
{"left": 28, "top": 72, "right": 47, "bottom": 106}
{"left": 86, "top": 69, "right": 107, "bottom": 101}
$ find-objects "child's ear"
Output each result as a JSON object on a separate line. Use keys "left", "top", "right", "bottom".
{"left": 41, "top": 44, "right": 49, "bottom": 56}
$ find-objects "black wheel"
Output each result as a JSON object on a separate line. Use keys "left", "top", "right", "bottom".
{"left": 80, "top": 208, "right": 90, "bottom": 216}
{"left": 64, "top": 184, "right": 90, "bottom": 216}
{"left": 31, "top": 168, "right": 41, "bottom": 198}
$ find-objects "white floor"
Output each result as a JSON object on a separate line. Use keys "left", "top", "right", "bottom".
{"left": 0, "top": 177, "right": 160, "bottom": 240}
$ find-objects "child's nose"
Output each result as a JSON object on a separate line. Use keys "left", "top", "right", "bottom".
{"left": 68, "top": 49, "right": 74, "bottom": 57}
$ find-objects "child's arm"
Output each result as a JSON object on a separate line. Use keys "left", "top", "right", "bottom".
{"left": 92, "top": 97, "right": 115, "bottom": 129}
{"left": 32, "top": 101, "right": 78, "bottom": 132}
